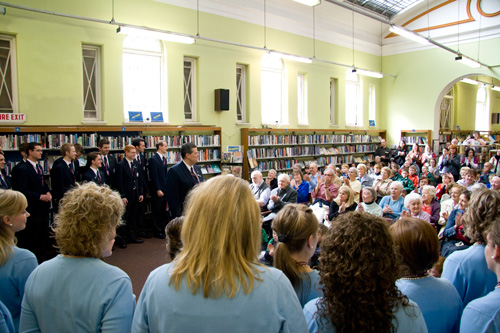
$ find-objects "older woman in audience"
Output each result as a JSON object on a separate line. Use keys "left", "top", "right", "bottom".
{"left": 356, "top": 187, "right": 383, "bottom": 217}
{"left": 356, "top": 164, "right": 373, "bottom": 189}
{"left": 442, "top": 188, "right": 500, "bottom": 307}
{"left": 400, "top": 193, "right": 431, "bottom": 223}
{"left": 391, "top": 218, "right": 463, "bottom": 333}
{"left": 20, "top": 183, "right": 135, "bottom": 332}
{"left": 325, "top": 186, "right": 357, "bottom": 226}
{"left": 440, "top": 191, "right": 472, "bottom": 257}
{"left": 132, "top": 176, "right": 307, "bottom": 332}
{"left": 373, "top": 166, "right": 393, "bottom": 202}
{"left": 439, "top": 184, "right": 465, "bottom": 226}
{"left": 343, "top": 167, "right": 361, "bottom": 204}
{"left": 0, "top": 190, "right": 37, "bottom": 332}
{"left": 303, "top": 212, "right": 426, "bottom": 332}
{"left": 395, "top": 140, "right": 408, "bottom": 166}
{"left": 460, "top": 216, "right": 500, "bottom": 332}
{"left": 379, "top": 181, "right": 405, "bottom": 221}
{"left": 272, "top": 204, "right": 322, "bottom": 308}
{"left": 311, "top": 168, "right": 339, "bottom": 223}
{"left": 461, "top": 148, "right": 479, "bottom": 170}
{"left": 291, "top": 170, "right": 310, "bottom": 204}
{"left": 421, "top": 185, "right": 440, "bottom": 226}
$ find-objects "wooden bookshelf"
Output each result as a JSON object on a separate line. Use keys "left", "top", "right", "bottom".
{"left": 400, "top": 130, "right": 432, "bottom": 148}
{"left": 241, "top": 128, "right": 386, "bottom": 180}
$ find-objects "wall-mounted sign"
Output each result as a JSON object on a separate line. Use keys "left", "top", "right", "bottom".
{"left": 0, "top": 113, "right": 26, "bottom": 122}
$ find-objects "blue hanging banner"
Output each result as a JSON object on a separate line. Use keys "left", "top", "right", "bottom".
{"left": 128, "top": 111, "right": 143, "bottom": 122}
{"left": 150, "top": 112, "right": 163, "bottom": 122}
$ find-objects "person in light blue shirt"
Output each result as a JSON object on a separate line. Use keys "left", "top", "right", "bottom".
{"left": 271, "top": 204, "right": 323, "bottom": 307}
{"left": 442, "top": 188, "right": 500, "bottom": 307}
{"left": 391, "top": 217, "right": 463, "bottom": 333}
{"left": 379, "top": 181, "right": 405, "bottom": 221}
{"left": 460, "top": 215, "right": 500, "bottom": 332}
{"left": 0, "top": 189, "right": 37, "bottom": 332}
{"left": 0, "top": 300, "right": 14, "bottom": 333}
{"left": 20, "top": 183, "right": 135, "bottom": 333}
{"left": 132, "top": 176, "right": 307, "bottom": 332}
{"left": 303, "top": 211, "right": 427, "bottom": 332}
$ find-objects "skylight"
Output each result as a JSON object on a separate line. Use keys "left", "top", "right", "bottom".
{"left": 345, "top": 0, "right": 423, "bottom": 19}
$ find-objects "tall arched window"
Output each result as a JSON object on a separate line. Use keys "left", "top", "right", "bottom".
{"left": 261, "top": 53, "right": 287, "bottom": 125}
{"left": 122, "top": 36, "right": 166, "bottom": 122}
{"left": 475, "top": 84, "right": 489, "bottom": 131}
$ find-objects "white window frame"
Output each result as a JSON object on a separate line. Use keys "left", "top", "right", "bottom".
{"left": 345, "top": 70, "right": 363, "bottom": 127}
{"left": 368, "top": 84, "right": 375, "bottom": 125}
{"left": 122, "top": 37, "right": 166, "bottom": 123}
{"left": 236, "top": 64, "right": 247, "bottom": 123}
{"left": 261, "top": 53, "right": 288, "bottom": 125}
{"left": 475, "top": 84, "right": 489, "bottom": 131}
{"left": 82, "top": 45, "right": 101, "bottom": 120}
{"left": 184, "top": 57, "right": 197, "bottom": 122}
{"left": 297, "top": 73, "right": 308, "bottom": 125}
{"left": 330, "top": 78, "right": 337, "bottom": 126}
{"left": 0, "top": 34, "right": 18, "bottom": 113}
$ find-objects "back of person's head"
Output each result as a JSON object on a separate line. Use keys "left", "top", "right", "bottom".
{"left": 318, "top": 211, "right": 407, "bottom": 332}
{"left": 487, "top": 216, "right": 500, "bottom": 249}
{"left": 463, "top": 188, "right": 500, "bottom": 244}
{"left": 54, "top": 182, "right": 124, "bottom": 259}
{"left": 272, "top": 204, "right": 318, "bottom": 289}
{"left": 390, "top": 217, "right": 439, "bottom": 277}
{"left": 166, "top": 217, "right": 184, "bottom": 262}
{"left": 170, "top": 176, "right": 261, "bottom": 298}
{"left": 0, "top": 190, "right": 27, "bottom": 264}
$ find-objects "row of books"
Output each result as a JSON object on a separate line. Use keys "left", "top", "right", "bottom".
{"left": 221, "top": 152, "right": 243, "bottom": 163}
{"left": 199, "top": 164, "right": 222, "bottom": 174}
{"left": 316, "top": 145, "right": 376, "bottom": 155}
{"left": 221, "top": 165, "right": 242, "bottom": 178}
{"left": 143, "top": 135, "right": 220, "bottom": 148}
{"left": 403, "top": 136, "right": 427, "bottom": 145}
{"left": 248, "top": 134, "right": 381, "bottom": 146}
{"left": 247, "top": 146, "right": 316, "bottom": 160}
{"left": 0, "top": 134, "right": 45, "bottom": 150}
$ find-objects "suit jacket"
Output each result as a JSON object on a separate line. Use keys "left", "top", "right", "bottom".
{"left": 0, "top": 170, "right": 11, "bottom": 189}
{"left": 99, "top": 154, "right": 117, "bottom": 187}
{"left": 82, "top": 168, "right": 105, "bottom": 186}
{"left": 115, "top": 159, "right": 143, "bottom": 201}
{"left": 10, "top": 160, "right": 25, "bottom": 190}
{"left": 50, "top": 157, "right": 76, "bottom": 201}
{"left": 12, "top": 161, "right": 51, "bottom": 214}
{"left": 267, "top": 185, "right": 298, "bottom": 213}
{"left": 136, "top": 153, "right": 149, "bottom": 194}
{"left": 166, "top": 161, "right": 203, "bottom": 218}
{"left": 148, "top": 153, "right": 168, "bottom": 193}
{"left": 52, "top": 157, "right": 80, "bottom": 183}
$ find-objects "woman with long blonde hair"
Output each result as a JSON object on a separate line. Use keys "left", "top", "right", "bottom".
{"left": 0, "top": 190, "right": 37, "bottom": 332}
{"left": 132, "top": 176, "right": 307, "bottom": 332}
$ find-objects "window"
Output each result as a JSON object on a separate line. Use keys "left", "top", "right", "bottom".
{"left": 184, "top": 57, "right": 196, "bottom": 122}
{"left": 345, "top": 70, "right": 362, "bottom": 126}
{"left": 236, "top": 64, "right": 246, "bottom": 123}
{"left": 123, "top": 37, "right": 165, "bottom": 122}
{"left": 297, "top": 73, "right": 308, "bottom": 125}
{"left": 330, "top": 78, "right": 337, "bottom": 126}
{"left": 368, "top": 84, "right": 375, "bottom": 125}
{"left": 82, "top": 45, "right": 101, "bottom": 120}
{"left": 0, "top": 35, "right": 17, "bottom": 113}
{"left": 475, "top": 84, "right": 489, "bottom": 131}
{"left": 261, "top": 53, "right": 287, "bottom": 125}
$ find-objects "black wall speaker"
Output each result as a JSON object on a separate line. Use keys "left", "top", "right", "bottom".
{"left": 215, "top": 89, "right": 229, "bottom": 111}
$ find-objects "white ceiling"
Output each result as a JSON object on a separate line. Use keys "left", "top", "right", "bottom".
{"left": 155, "top": 0, "right": 500, "bottom": 56}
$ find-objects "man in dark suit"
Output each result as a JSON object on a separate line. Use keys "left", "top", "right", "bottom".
{"left": 132, "top": 137, "right": 151, "bottom": 239}
{"left": 115, "top": 145, "right": 144, "bottom": 248}
{"left": 148, "top": 140, "right": 169, "bottom": 238}
{"left": 10, "top": 143, "right": 28, "bottom": 190}
{"left": 82, "top": 152, "right": 105, "bottom": 185}
{"left": 262, "top": 174, "right": 298, "bottom": 237}
{"left": 50, "top": 143, "right": 77, "bottom": 210}
{"left": 12, "top": 142, "right": 52, "bottom": 263}
{"left": 98, "top": 138, "right": 116, "bottom": 187}
{"left": 0, "top": 152, "right": 11, "bottom": 189}
{"left": 166, "top": 142, "right": 204, "bottom": 218}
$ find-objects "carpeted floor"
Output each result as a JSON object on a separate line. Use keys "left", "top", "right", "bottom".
{"left": 104, "top": 237, "right": 168, "bottom": 297}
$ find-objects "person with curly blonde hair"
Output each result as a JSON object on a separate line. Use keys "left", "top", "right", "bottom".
{"left": 20, "top": 182, "right": 135, "bottom": 332}
{"left": 442, "top": 188, "right": 500, "bottom": 307}
{"left": 0, "top": 190, "right": 37, "bottom": 332}
{"left": 303, "top": 212, "right": 426, "bottom": 332}
{"left": 132, "top": 176, "right": 307, "bottom": 332}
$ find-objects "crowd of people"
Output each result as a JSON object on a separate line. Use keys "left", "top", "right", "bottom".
{"left": 0, "top": 133, "right": 499, "bottom": 332}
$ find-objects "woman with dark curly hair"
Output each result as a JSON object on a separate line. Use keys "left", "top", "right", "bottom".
{"left": 303, "top": 211, "right": 426, "bottom": 332}
{"left": 391, "top": 218, "right": 463, "bottom": 332}
{"left": 442, "top": 188, "right": 500, "bottom": 307}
